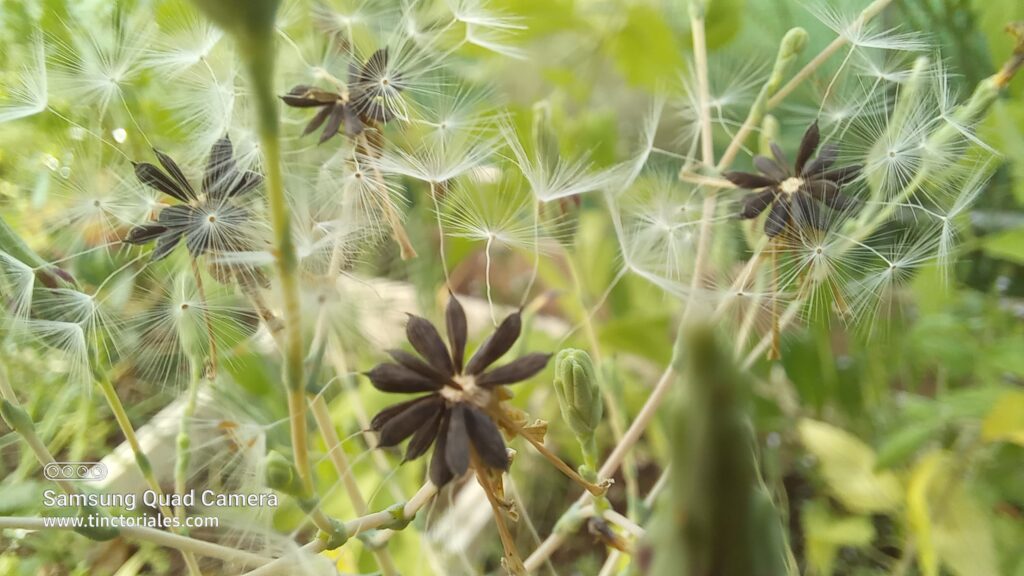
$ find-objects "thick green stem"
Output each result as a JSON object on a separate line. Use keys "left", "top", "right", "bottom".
{"left": 240, "top": 29, "right": 319, "bottom": 532}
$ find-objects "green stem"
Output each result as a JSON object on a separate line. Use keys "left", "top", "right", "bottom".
{"left": 94, "top": 374, "right": 203, "bottom": 575}
{"left": 240, "top": 30, "right": 321, "bottom": 531}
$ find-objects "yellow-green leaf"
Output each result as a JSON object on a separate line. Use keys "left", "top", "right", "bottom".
{"left": 798, "top": 419, "right": 902, "bottom": 513}
{"left": 907, "top": 452, "right": 999, "bottom": 576}
{"left": 981, "top": 390, "right": 1024, "bottom": 446}
{"left": 802, "top": 501, "right": 875, "bottom": 576}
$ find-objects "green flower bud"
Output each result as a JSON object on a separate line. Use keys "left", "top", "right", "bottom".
{"left": 265, "top": 450, "right": 303, "bottom": 498}
{"left": 553, "top": 349, "right": 603, "bottom": 450}
{"left": 0, "top": 400, "right": 33, "bottom": 435}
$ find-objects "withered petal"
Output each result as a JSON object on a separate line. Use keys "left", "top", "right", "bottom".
{"left": 476, "top": 353, "right": 552, "bottom": 388}
{"left": 378, "top": 395, "right": 444, "bottom": 447}
{"left": 153, "top": 150, "right": 196, "bottom": 200}
{"left": 754, "top": 155, "right": 788, "bottom": 181}
{"left": 134, "top": 162, "right": 190, "bottom": 202}
{"left": 724, "top": 171, "right": 778, "bottom": 190}
{"left": 406, "top": 315, "right": 455, "bottom": 377}
{"left": 764, "top": 198, "right": 791, "bottom": 237}
{"left": 795, "top": 121, "right": 820, "bottom": 174}
{"left": 404, "top": 408, "right": 443, "bottom": 462}
{"left": 444, "top": 404, "right": 470, "bottom": 478}
{"left": 465, "top": 311, "right": 522, "bottom": 375}
{"left": 429, "top": 413, "right": 454, "bottom": 487}
{"left": 366, "top": 363, "right": 443, "bottom": 393}
{"left": 125, "top": 223, "right": 167, "bottom": 244}
{"left": 445, "top": 295, "right": 468, "bottom": 373}
{"left": 739, "top": 189, "right": 777, "bottom": 220}
{"left": 464, "top": 406, "right": 508, "bottom": 470}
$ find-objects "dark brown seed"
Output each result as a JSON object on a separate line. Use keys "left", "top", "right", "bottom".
{"left": 134, "top": 162, "right": 190, "bottom": 202}
{"left": 765, "top": 199, "right": 791, "bottom": 237}
{"left": 203, "top": 136, "right": 235, "bottom": 197}
{"left": 150, "top": 233, "right": 182, "bottom": 261}
{"left": 770, "top": 142, "right": 789, "bottom": 172}
{"left": 822, "top": 164, "right": 862, "bottom": 185}
{"left": 445, "top": 295, "right": 468, "bottom": 373}
{"left": 724, "top": 171, "right": 777, "bottom": 190}
{"left": 795, "top": 121, "right": 820, "bottom": 174}
{"left": 225, "top": 171, "right": 262, "bottom": 199}
{"left": 157, "top": 205, "right": 194, "bottom": 228}
{"left": 302, "top": 104, "right": 334, "bottom": 137}
{"left": 404, "top": 408, "right": 443, "bottom": 462}
{"left": 153, "top": 150, "right": 196, "bottom": 200}
{"left": 378, "top": 395, "right": 443, "bottom": 447}
{"left": 802, "top": 144, "right": 837, "bottom": 177}
{"left": 429, "top": 413, "right": 454, "bottom": 486}
{"left": 366, "top": 363, "right": 443, "bottom": 393}
{"left": 476, "top": 353, "right": 552, "bottom": 388}
{"left": 464, "top": 406, "right": 508, "bottom": 470}
{"left": 371, "top": 395, "right": 431, "bottom": 431}
{"left": 319, "top": 105, "right": 347, "bottom": 144}
{"left": 465, "top": 311, "right": 521, "bottom": 375}
{"left": 387, "top": 349, "right": 445, "bottom": 381}
{"left": 406, "top": 315, "right": 454, "bottom": 376}
{"left": 793, "top": 192, "right": 824, "bottom": 230}
{"left": 444, "top": 404, "right": 470, "bottom": 478}
{"left": 343, "top": 104, "right": 364, "bottom": 136}
{"left": 806, "top": 179, "right": 855, "bottom": 211}
{"left": 740, "top": 189, "right": 777, "bottom": 219}
{"left": 754, "top": 156, "right": 788, "bottom": 181}
{"left": 281, "top": 85, "right": 321, "bottom": 107}
{"left": 125, "top": 224, "right": 167, "bottom": 244}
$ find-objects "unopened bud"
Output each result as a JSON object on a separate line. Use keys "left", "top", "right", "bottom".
{"left": 553, "top": 349, "right": 603, "bottom": 446}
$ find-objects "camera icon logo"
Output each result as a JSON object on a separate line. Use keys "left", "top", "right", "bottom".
{"left": 43, "top": 462, "right": 107, "bottom": 482}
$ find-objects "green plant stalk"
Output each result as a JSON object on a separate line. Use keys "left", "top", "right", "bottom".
{"left": 235, "top": 24, "right": 330, "bottom": 538}
{"left": 310, "top": 395, "right": 400, "bottom": 576}
{"left": 174, "top": 357, "right": 203, "bottom": 524}
{"left": 766, "top": 0, "right": 896, "bottom": 109}
{"left": 716, "top": 27, "right": 808, "bottom": 171}
{"left": 95, "top": 374, "right": 203, "bottom": 575}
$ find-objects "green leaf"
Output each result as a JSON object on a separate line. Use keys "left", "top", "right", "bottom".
{"left": 802, "top": 501, "right": 875, "bottom": 576}
{"left": 798, "top": 419, "right": 903, "bottom": 513}
{"left": 908, "top": 452, "right": 999, "bottom": 576}
{"left": 982, "top": 228, "right": 1024, "bottom": 264}
{"left": 606, "top": 5, "right": 684, "bottom": 88}
{"left": 982, "top": 391, "right": 1024, "bottom": 446}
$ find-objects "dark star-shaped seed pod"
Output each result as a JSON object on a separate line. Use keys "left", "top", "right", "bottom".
{"left": 367, "top": 296, "right": 552, "bottom": 487}
{"left": 281, "top": 48, "right": 403, "bottom": 143}
{"left": 724, "top": 121, "right": 862, "bottom": 237}
{"left": 124, "top": 136, "right": 262, "bottom": 261}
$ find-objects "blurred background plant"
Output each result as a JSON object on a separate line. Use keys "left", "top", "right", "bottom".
{"left": 0, "top": 0, "right": 1023, "bottom": 575}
